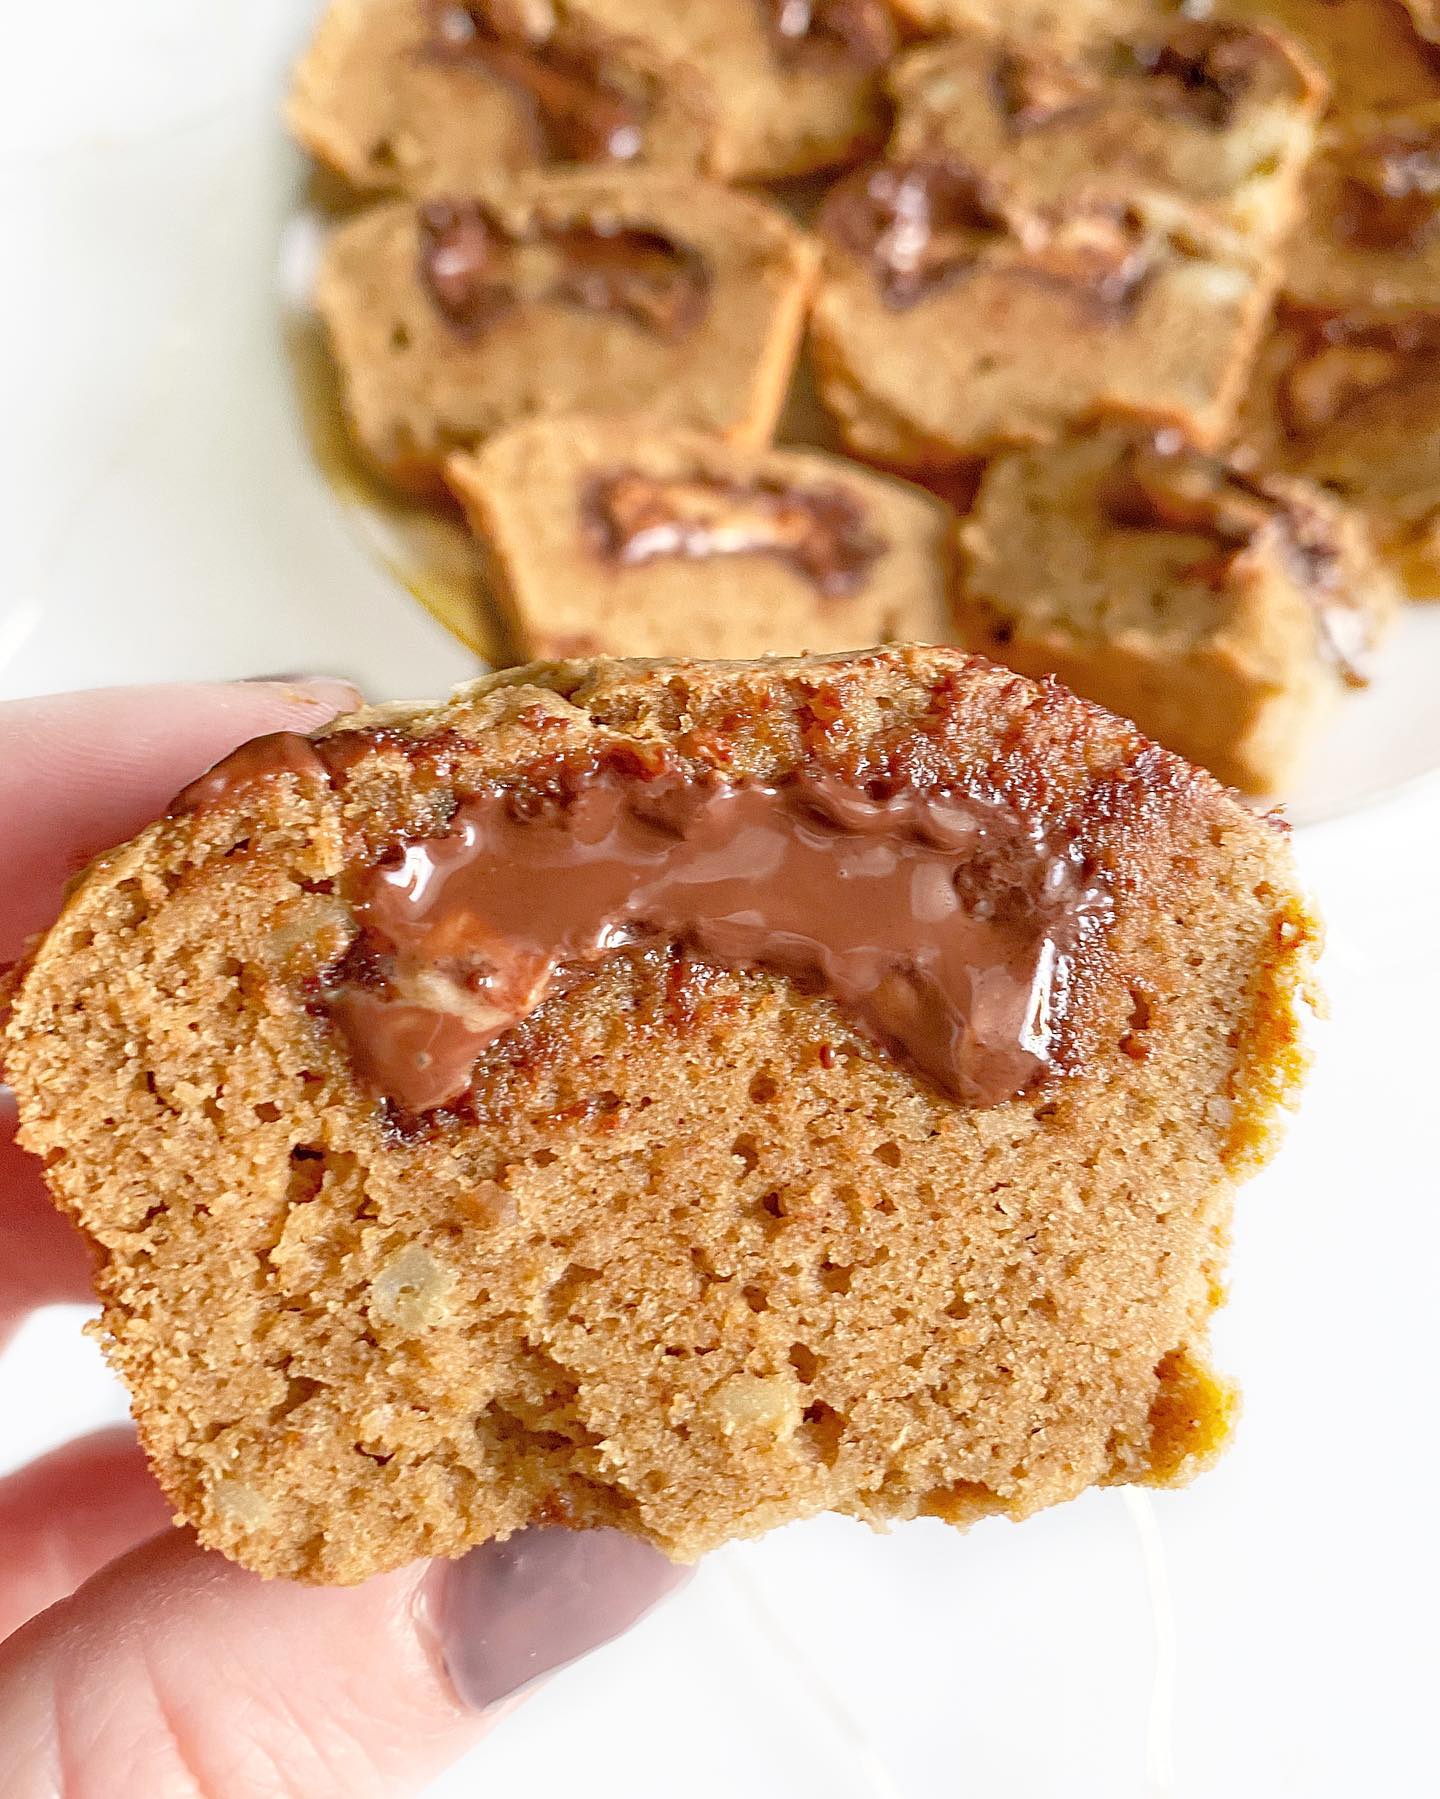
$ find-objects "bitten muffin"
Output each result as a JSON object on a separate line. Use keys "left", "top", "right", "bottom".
{"left": 315, "top": 172, "right": 817, "bottom": 494}
{"left": 810, "top": 161, "right": 1276, "bottom": 469}
{"left": 1283, "top": 105, "right": 1440, "bottom": 311}
{"left": 1235, "top": 308, "right": 1440, "bottom": 595}
{"left": 564, "top": 0, "right": 900, "bottom": 181}
{"left": 443, "top": 417, "right": 956, "bottom": 659}
{"left": 287, "top": 0, "right": 719, "bottom": 193}
{"left": 1, "top": 649, "right": 1317, "bottom": 1584}
{"left": 955, "top": 427, "right": 1400, "bottom": 792}
{"left": 885, "top": 20, "right": 1327, "bottom": 237}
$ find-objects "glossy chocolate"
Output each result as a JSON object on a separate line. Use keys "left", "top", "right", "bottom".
{"left": 580, "top": 469, "right": 884, "bottom": 598}
{"left": 427, "top": 2, "right": 647, "bottom": 164}
{"left": 170, "top": 733, "right": 329, "bottom": 815}
{"left": 418, "top": 200, "right": 710, "bottom": 339}
{"left": 326, "top": 770, "right": 1104, "bottom": 1115}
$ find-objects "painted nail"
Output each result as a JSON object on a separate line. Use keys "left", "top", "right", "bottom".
{"left": 426, "top": 1527, "right": 691, "bottom": 1713}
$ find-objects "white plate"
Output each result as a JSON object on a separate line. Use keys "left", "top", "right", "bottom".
{"left": 3, "top": 8, "right": 1438, "bottom": 1797}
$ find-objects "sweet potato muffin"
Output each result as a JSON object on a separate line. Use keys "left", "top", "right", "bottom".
{"left": 2, "top": 650, "right": 1317, "bottom": 1584}
{"left": 444, "top": 416, "right": 956, "bottom": 659}
{"left": 315, "top": 172, "right": 817, "bottom": 494}
{"left": 885, "top": 20, "right": 1327, "bottom": 237}
{"left": 288, "top": 0, "right": 719, "bottom": 193}
{"left": 810, "top": 161, "right": 1276, "bottom": 468}
{"left": 955, "top": 427, "right": 1400, "bottom": 792}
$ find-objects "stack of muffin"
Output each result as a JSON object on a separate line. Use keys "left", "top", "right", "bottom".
{"left": 291, "top": 0, "right": 1440, "bottom": 793}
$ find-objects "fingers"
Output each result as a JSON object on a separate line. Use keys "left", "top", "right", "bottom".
{"left": 0, "top": 1092, "right": 93, "bottom": 1336}
{"left": 1, "top": 679, "right": 361, "bottom": 1328}
{"left": 0, "top": 1527, "right": 687, "bottom": 1799}
{"left": 0, "top": 677, "right": 360, "bottom": 962}
{"left": 0, "top": 1428, "right": 172, "bottom": 1642}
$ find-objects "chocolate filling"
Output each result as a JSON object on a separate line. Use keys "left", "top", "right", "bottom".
{"left": 321, "top": 771, "right": 1104, "bottom": 1115}
{"left": 821, "top": 159, "right": 1153, "bottom": 314}
{"left": 417, "top": 199, "right": 710, "bottom": 339}
{"left": 761, "top": 0, "right": 896, "bottom": 70}
{"left": 1101, "top": 437, "right": 1377, "bottom": 686}
{"left": 171, "top": 734, "right": 329, "bottom": 815}
{"left": 820, "top": 159, "right": 1014, "bottom": 308}
{"left": 580, "top": 469, "right": 885, "bottom": 597}
{"left": 426, "top": 1, "right": 647, "bottom": 163}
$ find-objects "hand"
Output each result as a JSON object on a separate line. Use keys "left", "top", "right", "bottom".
{"left": 0, "top": 681, "right": 686, "bottom": 1797}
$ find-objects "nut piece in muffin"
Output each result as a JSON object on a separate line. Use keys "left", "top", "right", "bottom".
{"left": 1284, "top": 104, "right": 1440, "bottom": 312}
{"left": 287, "top": 0, "right": 719, "bottom": 193}
{"left": 315, "top": 172, "right": 817, "bottom": 494}
{"left": 810, "top": 161, "right": 1276, "bottom": 469}
{"left": 955, "top": 427, "right": 1401, "bottom": 792}
{"left": 1, "top": 648, "right": 1317, "bottom": 1583}
{"left": 885, "top": 20, "right": 1327, "bottom": 238}
{"left": 444, "top": 416, "right": 956, "bottom": 660}
{"left": 1234, "top": 307, "right": 1440, "bottom": 596}
{"left": 563, "top": 0, "right": 899, "bottom": 181}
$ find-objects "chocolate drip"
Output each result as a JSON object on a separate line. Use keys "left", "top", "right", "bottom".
{"left": 324, "top": 770, "right": 1105, "bottom": 1115}
{"left": 418, "top": 200, "right": 710, "bottom": 340}
{"left": 581, "top": 469, "right": 884, "bottom": 597}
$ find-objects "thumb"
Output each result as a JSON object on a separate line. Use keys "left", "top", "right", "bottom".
{"left": 0, "top": 1526, "right": 685, "bottom": 1798}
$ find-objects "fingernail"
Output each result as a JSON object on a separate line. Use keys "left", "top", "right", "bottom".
{"left": 425, "top": 1528, "right": 691, "bottom": 1713}
{"left": 237, "top": 675, "right": 364, "bottom": 711}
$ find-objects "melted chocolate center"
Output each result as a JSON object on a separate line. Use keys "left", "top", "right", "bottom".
{"left": 325, "top": 772, "right": 1104, "bottom": 1115}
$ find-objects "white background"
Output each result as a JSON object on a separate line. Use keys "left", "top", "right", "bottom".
{"left": 2, "top": 5, "right": 1438, "bottom": 1793}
